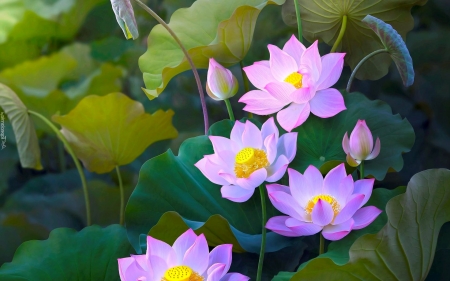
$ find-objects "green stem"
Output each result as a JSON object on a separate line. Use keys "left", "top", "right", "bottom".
{"left": 57, "top": 140, "right": 66, "bottom": 173}
{"left": 224, "top": 99, "right": 235, "bottom": 121}
{"left": 256, "top": 185, "right": 268, "bottom": 281}
{"left": 133, "top": 0, "right": 209, "bottom": 134}
{"left": 346, "top": 49, "right": 389, "bottom": 92}
{"left": 28, "top": 110, "right": 91, "bottom": 226}
{"left": 293, "top": 0, "right": 303, "bottom": 43}
{"left": 239, "top": 60, "right": 253, "bottom": 119}
{"left": 330, "top": 15, "right": 347, "bottom": 53}
{"left": 360, "top": 160, "right": 365, "bottom": 179}
{"left": 319, "top": 233, "right": 325, "bottom": 255}
{"left": 116, "top": 165, "right": 124, "bottom": 225}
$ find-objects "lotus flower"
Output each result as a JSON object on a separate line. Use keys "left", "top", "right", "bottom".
{"left": 195, "top": 118, "right": 297, "bottom": 203}
{"left": 265, "top": 164, "right": 382, "bottom": 240}
{"left": 118, "top": 229, "right": 249, "bottom": 281}
{"left": 342, "top": 120, "right": 381, "bottom": 167}
{"left": 239, "top": 35, "right": 346, "bottom": 132}
{"left": 110, "top": 0, "right": 139, "bottom": 40}
{"left": 206, "top": 58, "right": 238, "bottom": 101}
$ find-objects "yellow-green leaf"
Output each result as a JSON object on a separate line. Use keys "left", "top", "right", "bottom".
{"left": 0, "top": 0, "right": 24, "bottom": 44}
{"left": 139, "top": 0, "right": 285, "bottom": 100}
{"left": 52, "top": 93, "right": 178, "bottom": 174}
{"left": 282, "top": 0, "right": 427, "bottom": 80}
{"left": 0, "top": 83, "right": 42, "bottom": 170}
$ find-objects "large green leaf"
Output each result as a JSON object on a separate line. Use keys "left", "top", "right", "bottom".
{"left": 139, "top": 0, "right": 285, "bottom": 100}
{"left": 0, "top": 83, "right": 42, "bottom": 170}
{"left": 287, "top": 169, "right": 450, "bottom": 280}
{"left": 0, "top": 0, "right": 24, "bottom": 44}
{"left": 281, "top": 0, "right": 427, "bottom": 80}
{"left": 291, "top": 92, "right": 415, "bottom": 180}
{"left": 0, "top": 225, "right": 134, "bottom": 280}
{"left": 126, "top": 119, "right": 292, "bottom": 254}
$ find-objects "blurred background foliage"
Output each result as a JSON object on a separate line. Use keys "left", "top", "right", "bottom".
{"left": 0, "top": 0, "right": 449, "bottom": 267}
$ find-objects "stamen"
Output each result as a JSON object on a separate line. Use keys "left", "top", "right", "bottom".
{"left": 305, "top": 194, "right": 341, "bottom": 216}
{"left": 162, "top": 266, "right": 203, "bottom": 281}
{"left": 234, "top": 148, "right": 269, "bottom": 178}
{"left": 284, "top": 72, "right": 303, "bottom": 89}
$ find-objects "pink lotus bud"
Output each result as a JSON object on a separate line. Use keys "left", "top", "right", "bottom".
{"left": 342, "top": 120, "right": 380, "bottom": 167}
{"left": 110, "top": 0, "right": 139, "bottom": 40}
{"left": 206, "top": 58, "right": 238, "bottom": 101}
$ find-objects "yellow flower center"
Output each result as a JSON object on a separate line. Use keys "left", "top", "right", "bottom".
{"left": 234, "top": 148, "right": 269, "bottom": 178}
{"left": 284, "top": 72, "right": 303, "bottom": 89}
{"left": 305, "top": 194, "right": 341, "bottom": 216}
{"left": 162, "top": 266, "right": 203, "bottom": 281}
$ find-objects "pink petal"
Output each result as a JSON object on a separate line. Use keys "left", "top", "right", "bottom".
{"left": 353, "top": 178, "right": 375, "bottom": 207}
{"left": 323, "top": 163, "right": 348, "bottom": 195}
{"left": 183, "top": 234, "right": 209, "bottom": 274}
{"left": 349, "top": 120, "right": 374, "bottom": 160}
{"left": 195, "top": 157, "right": 230, "bottom": 186}
{"left": 242, "top": 120, "right": 262, "bottom": 148}
{"left": 243, "top": 63, "right": 276, "bottom": 90}
{"left": 265, "top": 216, "right": 300, "bottom": 237}
{"left": 288, "top": 168, "right": 310, "bottom": 207}
{"left": 333, "top": 194, "right": 364, "bottom": 225}
{"left": 285, "top": 218, "right": 323, "bottom": 236}
{"left": 311, "top": 199, "right": 334, "bottom": 226}
{"left": 254, "top": 60, "right": 269, "bottom": 67}
{"left": 216, "top": 151, "right": 235, "bottom": 172}
{"left": 148, "top": 255, "right": 168, "bottom": 280}
{"left": 208, "top": 244, "right": 232, "bottom": 272}
{"left": 239, "top": 90, "right": 286, "bottom": 115}
{"left": 366, "top": 137, "right": 381, "bottom": 160}
{"left": 118, "top": 257, "right": 151, "bottom": 281}
{"left": 146, "top": 236, "right": 177, "bottom": 267}
{"left": 264, "top": 81, "right": 295, "bottom": 104}
{"left": 264, "top": 133, "right": 278, "bottom": 163}
{"left": 352, "top": 206, "right": 382, "bottom": 230}
{"left": 218, "top": 170, "right": 237, "bottom": 185}
{"left": 303, "top": 165, "right": 323, "bottom": 197}
{"left": 268, "top": 190, "right": 306, "bottom": 221}
{"left": 132, "top": 254, "right": 149, "bottom": 271}
{"left": 220, "top": 273, "right": 250, "bottom": 281}
{"left": 172, "top": 229, "right": 197, "bottom": 264}
{"left": 221, "top": 185, "right": 255, "bottom": 203}
{"left": 230, "top": 121, "right": 245, "bottom": 146}
{"left": 207, "top": 58, "right": 235, "bottom": 99}
{"left": 283, "top": 35, "right": 306, "bottom": 66}
{"left": 342, "top": 132, "right": 350, "bottom": 154}
{"left": 300, "top": 40, "right": 321, "bottom": 82}
{"left": 309, "top": 88, "right": 346, "bottom": 118}
{"left": 261, "top": 117, "right": 279, "bottom": 141}
{"left": 334, "top": 174, "right": 354, "bottom": 204}
{"left": 266, "top": 155, "right": 289, "bottom": 182}
{"left": 277, "top": 132, "right": 297, "bottom": 162}
{"left": 235, "top": 168, "right": 267, "bottom": 190}
{"left": 266, "top": 183, "right": 291, "bottom": 195}
{"left": 291, "top": 87, "right": 315, "bottom": 104}
{"left": 276, "top": 102, "right": 311, "bottom": 132}
{"left": 322, "top": 219, "right": 354, "bottom": 241}
{"left": 268, "top": 44, "right": 298, "bottom": 81}
{"left": 209, "top": 136, "right": 238, "bottom": 154}
{"left": 316, "top": 53, "right": 345, "bottom": 91}
{"left": 207, "top": 263, "right": 226, "bottom": 281}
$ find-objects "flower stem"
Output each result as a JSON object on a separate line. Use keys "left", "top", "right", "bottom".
{"left": 133, "top": 0, "right": 209, "bottom": 134}
{"left": 57, "top": 140, "right": 66, "bottom": 173}
{"left": 360, "top": 160, "right": 365, "bottom": 179}
{"left": 346, "top": 49, "right": 389, "bottom": 92}
{"left": 256, "top": 185, "right": 268, "bottom": 281}
{"left": 28, "top": 110, "right": 91, "bottom": 226}
{"left": 239, "top": 60, "right": 253, "bottom": 119}
{"left": 293, "top": 0, "right": 303, "bottom": 43}
{"left": 330, "top": 15, "right": 347, "bottom": 53}
{"left": 224, "top": 99, "right": 235, "bottom": 121}
{"left": 116, "top": 165, "right": 125, "bottom": 225}
{"left": 319, "top": 233, "right": 325, "bottom": 254}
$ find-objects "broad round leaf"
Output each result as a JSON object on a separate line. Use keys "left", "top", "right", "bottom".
{"left": 282, "top": 0, "right": 427, "bottom": 80}
{"left": 291, "top": 91, "right": 415, "bottom": 180}
{"left": 0, "top": 0, "right": 24, "bottom": 44}
{"left": 0, "top": 225, "right": 134, "bottom": 280}
{"left": 289, "top": 169, "right": 450, "bottom": 280}
{"left": 52, "top": 93, "right": 178, "bottom": 174}
{"left": 362, "top": 15, "right": 414, "bottom": 87}
{"left": 139, "top": 0, "right": 285, "bottom": 99}
{"left": 0, "top": 83, "right": 42, "bottom": 170}
{"left": 126, "top": 119, "right": 291, "bottom": 254}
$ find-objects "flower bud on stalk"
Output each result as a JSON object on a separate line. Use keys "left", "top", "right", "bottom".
{"left": 342, "top": 120, "right": 381, "bottom": 167}
{"left": 110, "top": 0, "right": 139, "bottom": 40}
{"left": 206, "top": 58, "right": 238, "bottom": 101}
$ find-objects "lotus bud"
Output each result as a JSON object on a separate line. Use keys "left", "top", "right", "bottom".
{"left": 110, "top": 0, "right": 139, "bottom": 40}
{"left": 342, "top": 120, "right": 380, "bottom": 167}
{"left": 206, "top": 58, "right": 238, "bottom": 101}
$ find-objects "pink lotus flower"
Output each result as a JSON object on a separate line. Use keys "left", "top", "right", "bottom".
{"left": 118, "top": 229, "right": 249, "bottom": 281}
{"left": 195, "top": 118, "right": 297, "bottom": 203}
{"left": 239, "top": 35, "right": 346, "bottom": 132}
{"left": 265, "top": 164, "right": 382, "bottom": 241}
{"left": 342, "top": 120, "right": 381, "bottom": 167}
{"left": 206, "top": 58, "right": 238, "bottom": 101}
